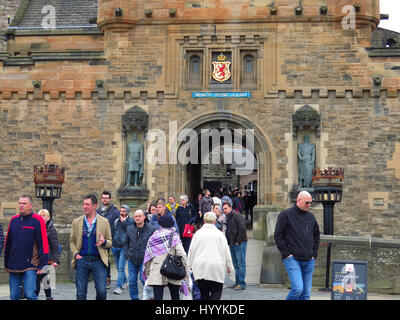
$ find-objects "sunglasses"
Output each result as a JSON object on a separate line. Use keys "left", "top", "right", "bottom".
{"left": 305, "top": 201, "right": 312, "bottom": 205}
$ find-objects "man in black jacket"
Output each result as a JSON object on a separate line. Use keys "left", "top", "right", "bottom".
{"left": 112, "top": 205, "right": 134, "bottom": 295}
{"left": 124, "top": 209, "right": 155, "bottom": 300}
{"left": 274, "top": 191, "right": 320, "bottom": 300}
{"left": 96, "top": 191, "right": 120, "bottom": 288}
{"left": 222, "top": 201, "right": 248, "bottom": 290}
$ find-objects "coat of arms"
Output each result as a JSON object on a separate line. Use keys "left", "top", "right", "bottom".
{"left": 212, "top": 53, "right": 231, "bottom": 82}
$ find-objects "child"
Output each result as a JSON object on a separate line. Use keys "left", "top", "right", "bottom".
{"left": 35, "top": 209, "right": 60, "bottom": 300}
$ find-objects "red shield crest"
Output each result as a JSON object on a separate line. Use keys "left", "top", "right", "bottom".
{"left": 212, "top": 53, "right": 231, "bottom": 82}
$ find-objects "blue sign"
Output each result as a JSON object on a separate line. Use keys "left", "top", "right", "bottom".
{"left": 192, "top": 92, "right": 251, "bottom": 98}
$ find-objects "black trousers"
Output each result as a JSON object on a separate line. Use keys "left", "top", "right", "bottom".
{"left": 196, "top": 279, "right": 223, "bottom": 300}
{"left": 153, "top": 283, "right": 181, "bottom": 300}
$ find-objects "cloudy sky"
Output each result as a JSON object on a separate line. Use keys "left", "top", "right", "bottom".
{"left": 378, "top": 0, "right": 400, "bottom": 32}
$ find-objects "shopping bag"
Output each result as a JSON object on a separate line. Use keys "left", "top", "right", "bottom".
{"left": 190, "top": 273, "right": 201, "bottom": 300}
{"left": 182, "top": 224, "right": 194, "bottom": 238}
{"left": 180, "top": 279, "right": 193, "bottom": 300}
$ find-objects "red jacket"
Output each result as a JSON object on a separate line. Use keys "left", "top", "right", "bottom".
{"left": 4, "top": 212, "right": 49, "bottom": 272}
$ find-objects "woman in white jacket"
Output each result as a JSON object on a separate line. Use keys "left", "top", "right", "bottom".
{"left": 188, "top": 211, "right": 234, "bottom": 300}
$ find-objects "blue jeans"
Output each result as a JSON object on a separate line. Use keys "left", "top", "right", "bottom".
{"left": 111, "top": 247, "right": 127, "bottom": 289}
{"left": 75, "top": 256, "right": 107, "bottom": 300}
{"left": 229, "top": 241, "right": 247, "bottom": 288}
{"left": 127, "top": 260, "right": 144, "bottom": 300}
{"left": 9, "top": 270, "right": 38, "bottom": 300}
{"left": 283, "top": 256, "right": 315, "bottom": 300}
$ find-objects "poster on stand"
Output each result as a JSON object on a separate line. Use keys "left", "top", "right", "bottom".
{"left": 331, "top": 260, "right": 368, "bottom": 300}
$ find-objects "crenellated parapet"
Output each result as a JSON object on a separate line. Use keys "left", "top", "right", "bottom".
{"left": 0, "top": 87, "right": 399, "bottom": 101}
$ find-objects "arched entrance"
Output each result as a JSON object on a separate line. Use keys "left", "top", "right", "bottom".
{"left": 169, "top": 111, "right": 276, "bottom": 206}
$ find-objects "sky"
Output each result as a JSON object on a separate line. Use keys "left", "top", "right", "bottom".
{"left": 378, "top": 0, "right": 400, "bottom": 32}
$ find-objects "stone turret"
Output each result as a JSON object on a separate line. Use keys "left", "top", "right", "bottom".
{"left": 97, "top": 0, "right": 380, "bottom": 33}
{"left": 97, "top": 0, "right": 137, "bottom": 32}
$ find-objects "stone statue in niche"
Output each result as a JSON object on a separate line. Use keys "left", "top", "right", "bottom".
{"left": 124, "top": 132, "right": 144, "bottom": 188}
{"left": 297, "top": 134, "right": 315, "bottom": 189}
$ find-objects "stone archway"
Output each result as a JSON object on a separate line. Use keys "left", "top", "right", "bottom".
{"left": 168, "top": 111, "right": 277, "bottom": 206}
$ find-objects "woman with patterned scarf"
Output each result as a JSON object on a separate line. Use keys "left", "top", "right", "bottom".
{"left": 143, "top": 215, "right": 188, "bottom": 300}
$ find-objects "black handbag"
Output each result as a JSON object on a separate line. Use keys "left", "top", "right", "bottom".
{"left": 160, "top": 232, "right": 186, "bottom": 280}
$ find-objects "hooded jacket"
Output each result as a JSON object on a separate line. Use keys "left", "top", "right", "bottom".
{"left": 112, "top": 215, "right": 134, "bottom": 248}
{"left": 274, "top": 205, "right": 320, "bottom": 261}
{"left": 46, "top": 220, "right": 61, "bottom": 265}
{"left": 4, "top": 212, "right": 49, "bottom": 272}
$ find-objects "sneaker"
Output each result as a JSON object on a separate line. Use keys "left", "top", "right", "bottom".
{"left": 114, "top": 287, "right": 123, "bottom": 295}
{"left": 233, "top": 285, "right": 245, "bottom": 290}
{"left": 122, "top": 282, "right": 129, "bottom": 290}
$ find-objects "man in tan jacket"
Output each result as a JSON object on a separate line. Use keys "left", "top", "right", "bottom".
{"left": 70, "top": 194, "right": 112, "bottom": 300}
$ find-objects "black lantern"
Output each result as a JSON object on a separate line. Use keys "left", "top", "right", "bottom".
{"left": 312, "top": 167, "right": 344, "bottom": 291}
{"left": 34, "top": 164, "right": 65, "bottom": 220}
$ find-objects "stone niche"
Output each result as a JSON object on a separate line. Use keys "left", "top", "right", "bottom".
{"left": 117, "top": 106, "right": 149, "bottom": 208}
{"left": 290, "top": 105, "right": 321, "bottom": 201}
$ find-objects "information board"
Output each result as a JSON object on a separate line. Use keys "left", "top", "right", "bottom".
{"left": 331, "top": 260, "right": 368, "bottom": 300}
{"left": 192, "top": 92, "right": 251, "bottom": 98}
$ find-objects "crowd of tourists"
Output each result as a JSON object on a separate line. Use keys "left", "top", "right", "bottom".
{"left": 2, "top": 188, "right": 256, "bottom": 300}
{"left": 3, "top": 188, "right": 319, "bottom": 301}
{"left": 92, "top": 188, "right": 255, "bottom": 300}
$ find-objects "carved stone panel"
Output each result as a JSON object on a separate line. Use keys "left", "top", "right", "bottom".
{"left": 122, "top": 106, "right": 149, "bottom": 133}
{"left": 292, "top": 105, "right": 321, "bottom": 139}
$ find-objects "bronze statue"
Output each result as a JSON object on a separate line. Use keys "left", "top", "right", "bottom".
{"left": 125, "top": 133, "right": 143, "bottom": 188}
{"left": 298, "top": 134, "right": 315, "bottom": 189}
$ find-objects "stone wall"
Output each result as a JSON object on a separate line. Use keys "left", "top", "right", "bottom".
{"left": 0, "top": 0, "right": 23, "bottom": 52}
{"left": 312, "top": 236, "right": 400, "bottom": 294}
{"left": 1, "top": 86, "right": 400, "bottom": 237}
{"left": 0, "top": 0, "right": 400, "bottom": 239}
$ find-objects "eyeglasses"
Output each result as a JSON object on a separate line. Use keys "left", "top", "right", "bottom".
{"left": 305, "top": 201, "right": 312, "bottom": 205}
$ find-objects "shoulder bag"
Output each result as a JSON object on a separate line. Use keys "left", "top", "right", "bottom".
{"left": 160, "top": 232, "right": 186, "bottom": 280}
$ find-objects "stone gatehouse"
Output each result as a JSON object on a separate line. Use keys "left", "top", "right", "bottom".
{"left": 0, "top": 0, "right": 399, "bottom": 242}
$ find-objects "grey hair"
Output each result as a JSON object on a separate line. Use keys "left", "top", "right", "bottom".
{"left": 297, "top": 190, "right": 312, "bottom": 200}
{"left": 180, "top": 194, "right": 189, "bottom": 202}
{"left": 203, "top": 211, "right": 217, "bottom": 224}
{"left": 134, "top": 209, "right": 144, "bottom": 216}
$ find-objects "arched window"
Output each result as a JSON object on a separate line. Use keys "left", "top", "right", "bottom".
{"left": 189, "top": 55, "right": 201, "bottom": 81}
{"left": 187, "top": 52, "right": 203, "bottom": 89}
{"left": 240, "top": 51, "right": 257, "bottom": 89}
{"left": 243, "top": 54, "right": 254, "bottom": 80}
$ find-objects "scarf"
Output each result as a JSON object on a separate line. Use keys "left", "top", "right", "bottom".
{"left": 142, "top": 228, "right": 181, "bottom": 280}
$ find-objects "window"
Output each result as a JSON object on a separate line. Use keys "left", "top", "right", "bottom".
{"left": 186, "top": 51, "right": 203, "bottom": 89}
{"left": 240, "top": 50, "right": 257, "bottom": 89}
{"left": 243, "top": 54, "right": 254, "bottom": 79}
{"left": 189, "top": 55, "right": 201, "bottom": 82}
